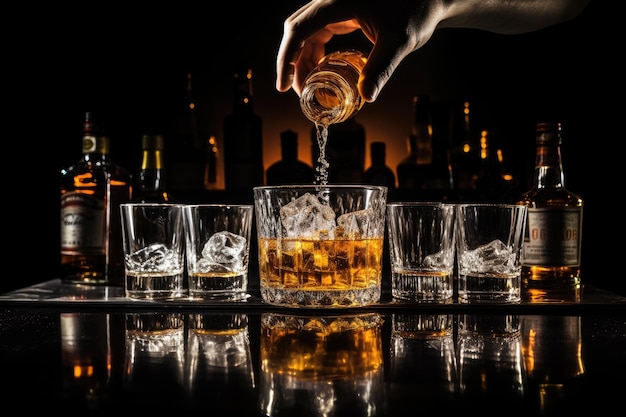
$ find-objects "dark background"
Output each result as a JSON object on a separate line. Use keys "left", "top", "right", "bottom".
{"left": 7, "top": 2, "right": 624, "bottom": 296}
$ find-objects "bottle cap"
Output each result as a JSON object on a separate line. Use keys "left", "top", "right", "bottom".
{"left": 536, "top": 122, "right": 562, "bottom": 145}
{"left": 142, "top": 134, "right": 165, "bottom": 151}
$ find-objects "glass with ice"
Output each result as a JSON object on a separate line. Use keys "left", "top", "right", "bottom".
{"left": 253, "top": 185, "right": 388, "bottom": 308}
{"left": 120, "top": 203, "right": 186, "bottom": 300}
{"left": 183, "top": 204, "right": 254, "bottom": 301}
{"left": 455, "top": 203, "right": 527, "bottom": 303}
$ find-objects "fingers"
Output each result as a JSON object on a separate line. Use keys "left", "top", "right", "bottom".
{"left": 276, "top": 0, "right": 356, "bottom": 94}
{"left": 359, "top": 34, "right": 413, "bottom": 102}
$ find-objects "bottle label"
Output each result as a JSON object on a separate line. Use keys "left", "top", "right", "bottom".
{"left": 60, "top": 192, "right": 105, "bottom": 253}
{"left": 522, "top": 207, "right": 582, "bottom": 266}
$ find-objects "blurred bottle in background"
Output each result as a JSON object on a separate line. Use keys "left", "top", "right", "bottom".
{"left": 60, "top": 111, "right": 132, "bottom": 286}
{"left": 266, "top": 129, "right": 315, "bottom": 185}
{"left": 362, "top": 141, "right": 396, "bottom": 190}
{"left": 223, "top": 66, "right": 264, "bottom": 192}
{"left": 396, "top": 95, "right": 454, "bottom": 199}
{"left": 396, "top": 95, "right": 432, "bottom": 191}
{"left": 168, "top": 72, "right": 208, "bottom": 199}
{"left": 449, "top": 100, "right": 481, "bottom": 195}
{"left": 134, "top": 133, "right": 175, "bottom": 203}
{"left": 203, "top": 135, "right": 222, "bottom": 190}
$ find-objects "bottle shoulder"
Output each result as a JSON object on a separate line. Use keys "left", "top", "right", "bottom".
{"left": 517, "top": 187, "right": 583, "bottom": 207}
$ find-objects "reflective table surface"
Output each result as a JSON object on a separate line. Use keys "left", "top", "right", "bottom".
{"left": 1, "top": 280, "right": 625, "bottom": 415}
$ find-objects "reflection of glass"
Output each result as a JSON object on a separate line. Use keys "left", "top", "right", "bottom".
{"left": 123, "top": 313, "right": 185, "bottom": 406}
{"left": 457, "top": 314, "right": 525, "bottom": 407}
{"left": 521, "top": 316, "right": 585, "bottom": 414}
{"left": 186, "top": 313, "right": 256, "bottom": 412}
{"left": 388, "top": 314, "right": 457, "bottom": 413}
{"left": 60, "top": 312, "right": 124, "bottom": 409}
{"left": 260, "top": 313, "right": 386, "bottom": 417}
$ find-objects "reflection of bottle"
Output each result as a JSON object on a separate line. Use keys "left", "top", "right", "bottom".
{"left": 60, "top": 112, "right": 132, "bottom": 286}
{"left": 521, "top": 316, "right": 585, "bottom": 415}
{"left": 363, "top": 141, "right": 396, "bottom": 189}
{"left": 266, "top": 129, "right": 315, "bottom": 185}
{"left": 260, "top": 313, "right": 386, "bottom": 417}
{"left": 60, "top": 312, "right": 124, "bottom": 409}
{"left": 388, "top": 314, "right": 457, "bottom": 413}
{"left": 300, "top": 49, "right": 367, "bottom": 126}
{"left": 134, "top": 134, "right": 175, "bottom": 203}
{"left": 223, "top": 66, "right": 264, "bottom": 192}
{"left": 517, "top": 122, "right": 583, "bottom": 302}
{"left": 186, "top": 313, "right": 256, "bottom": 412}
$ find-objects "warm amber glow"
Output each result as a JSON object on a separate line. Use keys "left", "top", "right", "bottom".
{"left": 523, "top": 328, "right": 537, "bottom": 373}
{"left": 480, "top": 130, "right": 488, "bottom": 160}
{"left": 73, "top": 365, "right": 95, "bottom": 378}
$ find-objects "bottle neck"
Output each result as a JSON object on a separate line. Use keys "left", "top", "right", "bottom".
{"left": 140, "top": 149, "right": 167, "bottom": 192}
{"left": 82, "top": 135, "right": 109, "bottom": 159}
{"left": 141, "top": 148, "right": 164, "bottom": 171}
{"left": 534, "top": 142, "right": 565, "bottom": 189}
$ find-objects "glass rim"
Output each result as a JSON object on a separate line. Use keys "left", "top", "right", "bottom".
{"left": 183, "top": 203, "right": 254, "bottom": 209}
{"left": 253, "top": 184, "right": 387, "bottom": 192}
{"left": 386, "top": 201, "right": 445, "bottom": 207}
{"left": 120, "top": 202, "right": 183, "bottom": 207}
{"left": 455, "top": 203, "right": 526, "bottom": 209}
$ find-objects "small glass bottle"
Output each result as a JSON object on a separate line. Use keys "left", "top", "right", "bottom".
{"left": 60, "top": 112, "right": 132, "bottom": 285}
{"left": 517, "top": 122, "right": 583, "bottom": 302}
{"left": 134, "top": 133, "right": 175, "bottom": 202}
{"left": 300, "top": 49, "right": 367, "bottom": 127}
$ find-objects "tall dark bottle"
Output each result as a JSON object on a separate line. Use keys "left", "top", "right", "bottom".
{"left": 169, "top": 72, "right": 207, "bottom": 197}
{"left": 60, "top": 112, "right": 132, "bottom": 285}
{"left": 266, "top": 129, "right": 315, "bottom": 185}
{"left": 362, "top": 141, "right": 396, "bottom": 190}
{"left": 517, "top": 122, "right": 583, "bottom": 302}
{"left": 396, "top": 95, "right": 432, "bottom": 190}
{"left": 134, "top": 133, "right": 175, "bottom": 202}
{"left": 396, "top": 94, "right": 453, "bottom": 197}
{"left": 223, "top": 67, "right": 264, "bottom": 192}
{"left": 449, "top": 100, "right": 480, "bottom": 193}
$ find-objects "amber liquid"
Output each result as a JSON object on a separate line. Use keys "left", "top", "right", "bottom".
{"left": 260, "top": 313, "right": 383, "bottom": 378}
{"left": 257, "top": 237, "right": 383, "bottom": 307}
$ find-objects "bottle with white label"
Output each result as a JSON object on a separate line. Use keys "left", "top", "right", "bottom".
{"left": 60, "top": 112, "right": 132, "bottom": 286}
{"left": 517, "top": 122, "right": 583, "bottom": 302}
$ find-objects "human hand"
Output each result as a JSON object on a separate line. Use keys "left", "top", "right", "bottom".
{"left": 275, "top": 0, "right": 590, "bottom": 102}
{"left": 275, "top": 0, "right": 446, "bottom": 103}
